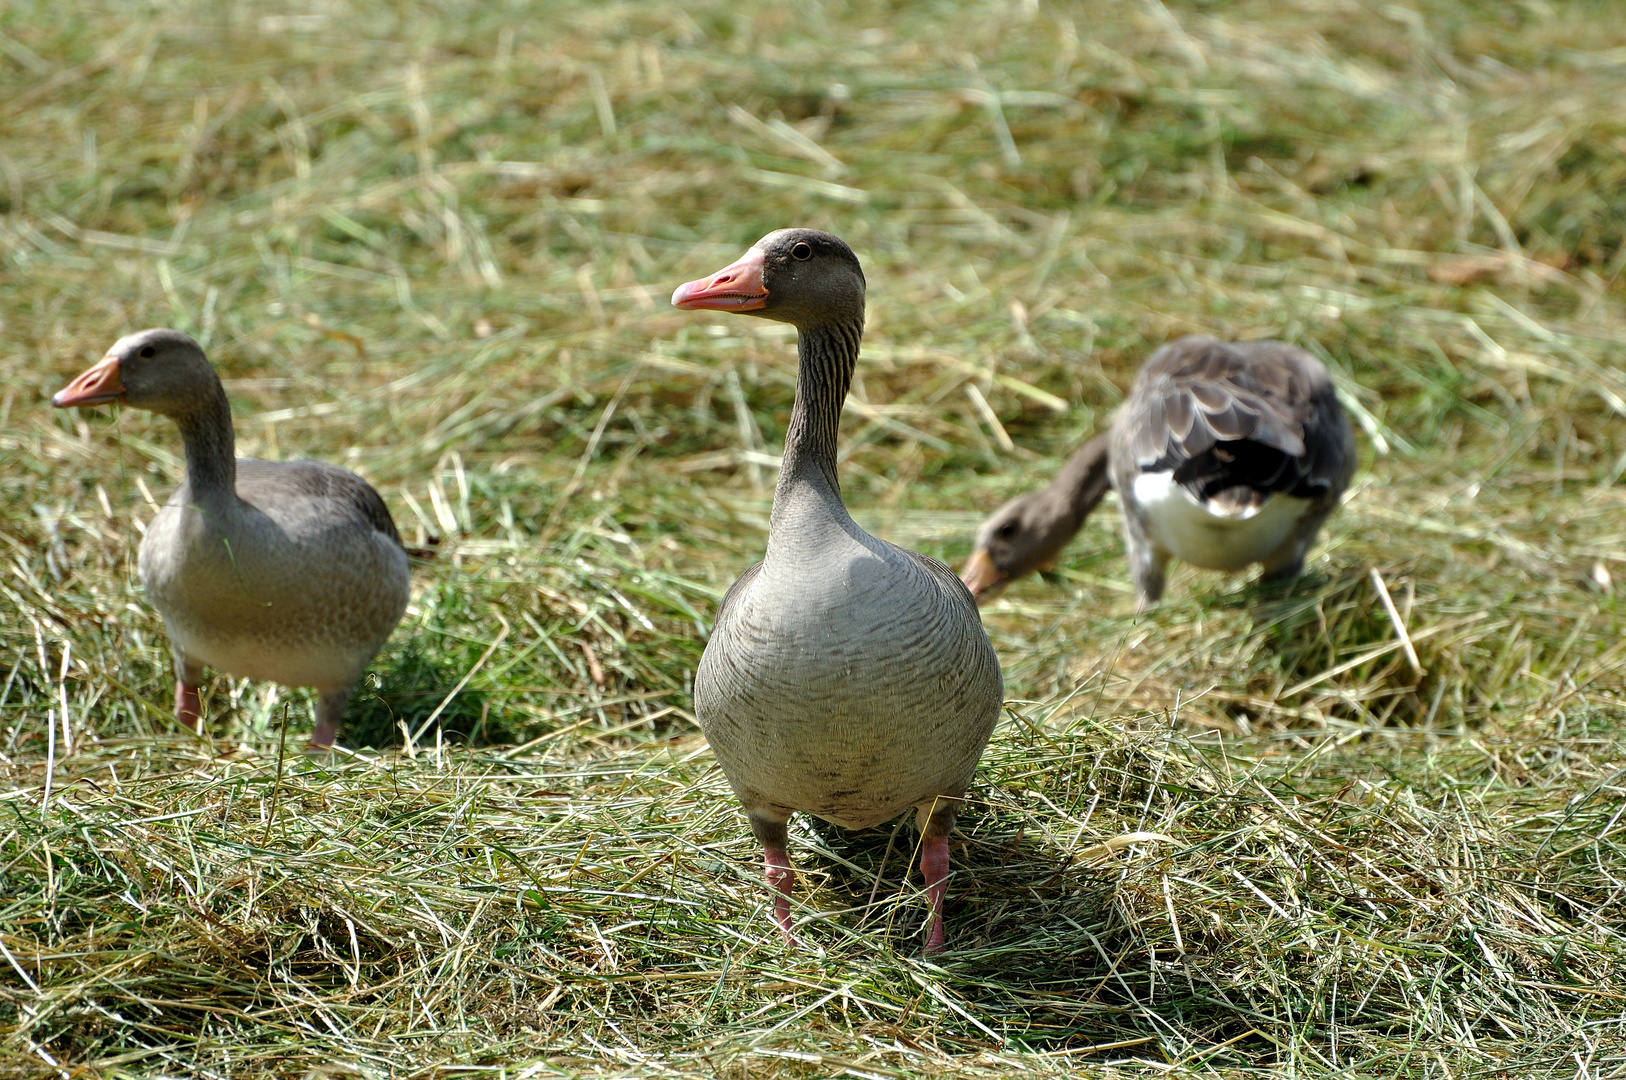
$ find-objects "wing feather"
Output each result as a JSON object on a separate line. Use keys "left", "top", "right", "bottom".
{"left": 237, "top": 459, "right": 403, "bottom": 545}
{"left": 1119, "top": 335, "right": 1352, "bottom": 501}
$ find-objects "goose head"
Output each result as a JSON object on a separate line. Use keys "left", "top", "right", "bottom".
{"left": 961, "top": 433, "right": 1112, "bottom": 603}
{"left": 962, "top": 489, "right": 1077, "bottom": 602}
{"left": 672, "top": 229, "right": 865, "bottom": 330}
{"left": 53, "top": 329, "right": 215, "bottom": 419}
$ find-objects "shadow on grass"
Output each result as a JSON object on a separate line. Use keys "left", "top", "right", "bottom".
{"left": 345, "top": 637, "right": 496, "bottom": 750}
{"left": 1216, "top": 564, "right": 1448, "bottom": 731}
{"left": 792, "top": 803, "right": 1272, "bottom": 1054}
{"left": 344, "top": 583, "right": 507, "bottom": 750}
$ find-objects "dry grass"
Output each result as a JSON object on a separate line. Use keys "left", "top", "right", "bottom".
{"left": 2, "top": 0, "right": 1625, "bottom": 1075}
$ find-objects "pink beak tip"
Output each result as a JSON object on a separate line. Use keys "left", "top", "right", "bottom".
{"left": 670, "top": 280, "right": 703, "bottom": 308}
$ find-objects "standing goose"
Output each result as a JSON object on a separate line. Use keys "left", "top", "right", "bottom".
{"left": 962, "top": 336, "right": 1355, "bottom": 610}
{"left": 673, "top": 230, "right": 1003, "bottom": 954}
{"left": 52, "top": 329, "right": 410, "bottom": 749}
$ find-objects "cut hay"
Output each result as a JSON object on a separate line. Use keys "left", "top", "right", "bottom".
{"left": 2, "top": 0, "right": 1624, "bottom": 1076}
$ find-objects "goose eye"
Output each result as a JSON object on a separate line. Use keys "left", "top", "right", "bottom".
{"left": 139, "top": 346, "right": 155, "bottom": 358}
{"left": 997, "top": 521, "right": 1019, "bottom": 539}
{"left": 791, "top": 241, "right": 813, "bottom": 261}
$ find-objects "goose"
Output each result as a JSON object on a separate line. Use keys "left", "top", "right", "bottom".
{"left": 962, "top": 336, "right": 1355, "bottom": 610}
{"left": 673, "top": 230, "right": 1003, "bottom": 954}
{"left": 52, "top": 329, "right": 411, "bottom": 749}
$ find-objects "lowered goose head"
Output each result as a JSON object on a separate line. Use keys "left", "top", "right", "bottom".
{"left": 962, "top": 433, "right": 1112, "bottom": 602}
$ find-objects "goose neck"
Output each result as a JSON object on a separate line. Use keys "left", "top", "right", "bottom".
{"left": 774, "top": 320, "right": 861, "bottom": 506}
{"left": 172, "top": 384, "right": 238, "bottom": 504}
{"left": 1052, "top": 439, "right": 1110, "bottom": 528}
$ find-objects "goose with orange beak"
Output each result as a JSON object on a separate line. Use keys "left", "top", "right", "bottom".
{"left": 673, "top": 230, "right": 1003, "bottom": 955}
{"left": 52, "top": 329, "right": 411, "bottom": 749}
{"left": 962, "top": 337, "right": 1355, "bottom": 610}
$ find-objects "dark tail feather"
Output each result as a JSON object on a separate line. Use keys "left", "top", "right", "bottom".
{"left": 1173, "top": 440, "right": 1302, "bottom": 501}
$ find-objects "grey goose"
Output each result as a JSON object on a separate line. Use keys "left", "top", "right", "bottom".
{"left": 53, "top": 329, "right": 410, "bottom": 749}
{"left": 963, "top": 336, "right": 1355, "bottom": 610}
{"left": 673, "top": 230, "right": 1004, "bottom": 954}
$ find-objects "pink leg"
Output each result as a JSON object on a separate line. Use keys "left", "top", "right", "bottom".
{"left": 921, "top": 833, "right": 950, "bottom": 955}
{"left": 306, "top": 688, "right": 350, "bottom": 751}
{"left": 765, "top": 845, "right": 796, "bottom": 939}
{"left": 173, "top": 654, "right": 204, "bottom": 735}
{"left": 175, "top": 681, "right": 203, "bottom": 734}
{"left": 748, "top": 813, "right": 797, "bottom": 944}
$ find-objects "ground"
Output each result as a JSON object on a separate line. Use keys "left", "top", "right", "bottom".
{"left": 1, "top": 0, "right": 1624, "bottom": 1076}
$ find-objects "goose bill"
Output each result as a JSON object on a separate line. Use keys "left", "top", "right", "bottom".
{"left": 959, "top": 548, "right": 1007, "bottom": 602}
{"left": 52, "top": 355, "right": 126, "bottom": 408}
{"left": 671, "top": 248, "right": 769, "bottom": 311}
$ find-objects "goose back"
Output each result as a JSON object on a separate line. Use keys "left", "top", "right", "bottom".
{"left": 1113, "top": 336, "right": 1351, "bottom": 507}
{"left": 1109, "top": 335, "right": 1355, "bottom": 599}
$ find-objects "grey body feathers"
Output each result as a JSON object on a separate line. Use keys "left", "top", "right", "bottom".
{"left": 140, "top": 457, "right": 410, "bottom": 694}
{"left": 696, "top": 490, "right": 1003, "bottom": 831}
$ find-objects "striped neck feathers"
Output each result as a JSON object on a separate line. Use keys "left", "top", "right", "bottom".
{"left": 775, "top": 318, "right": 862, "bottom": 507}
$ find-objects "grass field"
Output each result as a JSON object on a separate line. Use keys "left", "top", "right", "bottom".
{"left": 3, "top": 0, "right": 1625, "bottom": 1075}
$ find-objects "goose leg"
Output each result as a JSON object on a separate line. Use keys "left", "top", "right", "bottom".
{"left": 1259, "top": 507, "right": 1334, "bottom": 585}
{"left": 1257, "top": 547, "right": 1306, "bottom": 584}
{"left": 748, "top": 812, "right": 795, "bottom": 940}
{"left": 173, "top": 653, "right": 204, "bottom": 733}
{"left": 308, "top": 687, "right": 351, "bottom": 751}
{"left": 1126, "top": 534, "right": 1171, "bottom": 612}
{"left": 917, "top": 798, "right": 960, "bottom": 955}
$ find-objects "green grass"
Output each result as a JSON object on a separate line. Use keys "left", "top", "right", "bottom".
{"left": 2, "top": 0, "right": 1625, "bottom": 1075}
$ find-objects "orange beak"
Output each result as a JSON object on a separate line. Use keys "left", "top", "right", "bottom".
{"left": 52, "top": 355, "right": 125, "bottom": 408}
{"left": 672, "top": 247, "right": 769, "bottom": 311}
{"left": 959, "top": 548, "right": 1008, "bottom": 604}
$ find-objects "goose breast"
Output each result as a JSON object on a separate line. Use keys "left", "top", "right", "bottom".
{"left": 698, "top": 530, "right": 1001, "bottom": 830}
{"left": 140, "top": 458, "right": 409, "bottom": 691}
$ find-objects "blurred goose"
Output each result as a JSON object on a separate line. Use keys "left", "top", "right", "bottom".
{"left": 673, "top": 230, "right": 1003, "bottom": 954}
{"left": 52, "top": 329, "right": 410, "bottom": 749}
{"left": 960, "top": 434, "right": 1111, "bottom": 601}
{"left": 963, "top": 336, "right": 1354, "bottom": 610}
